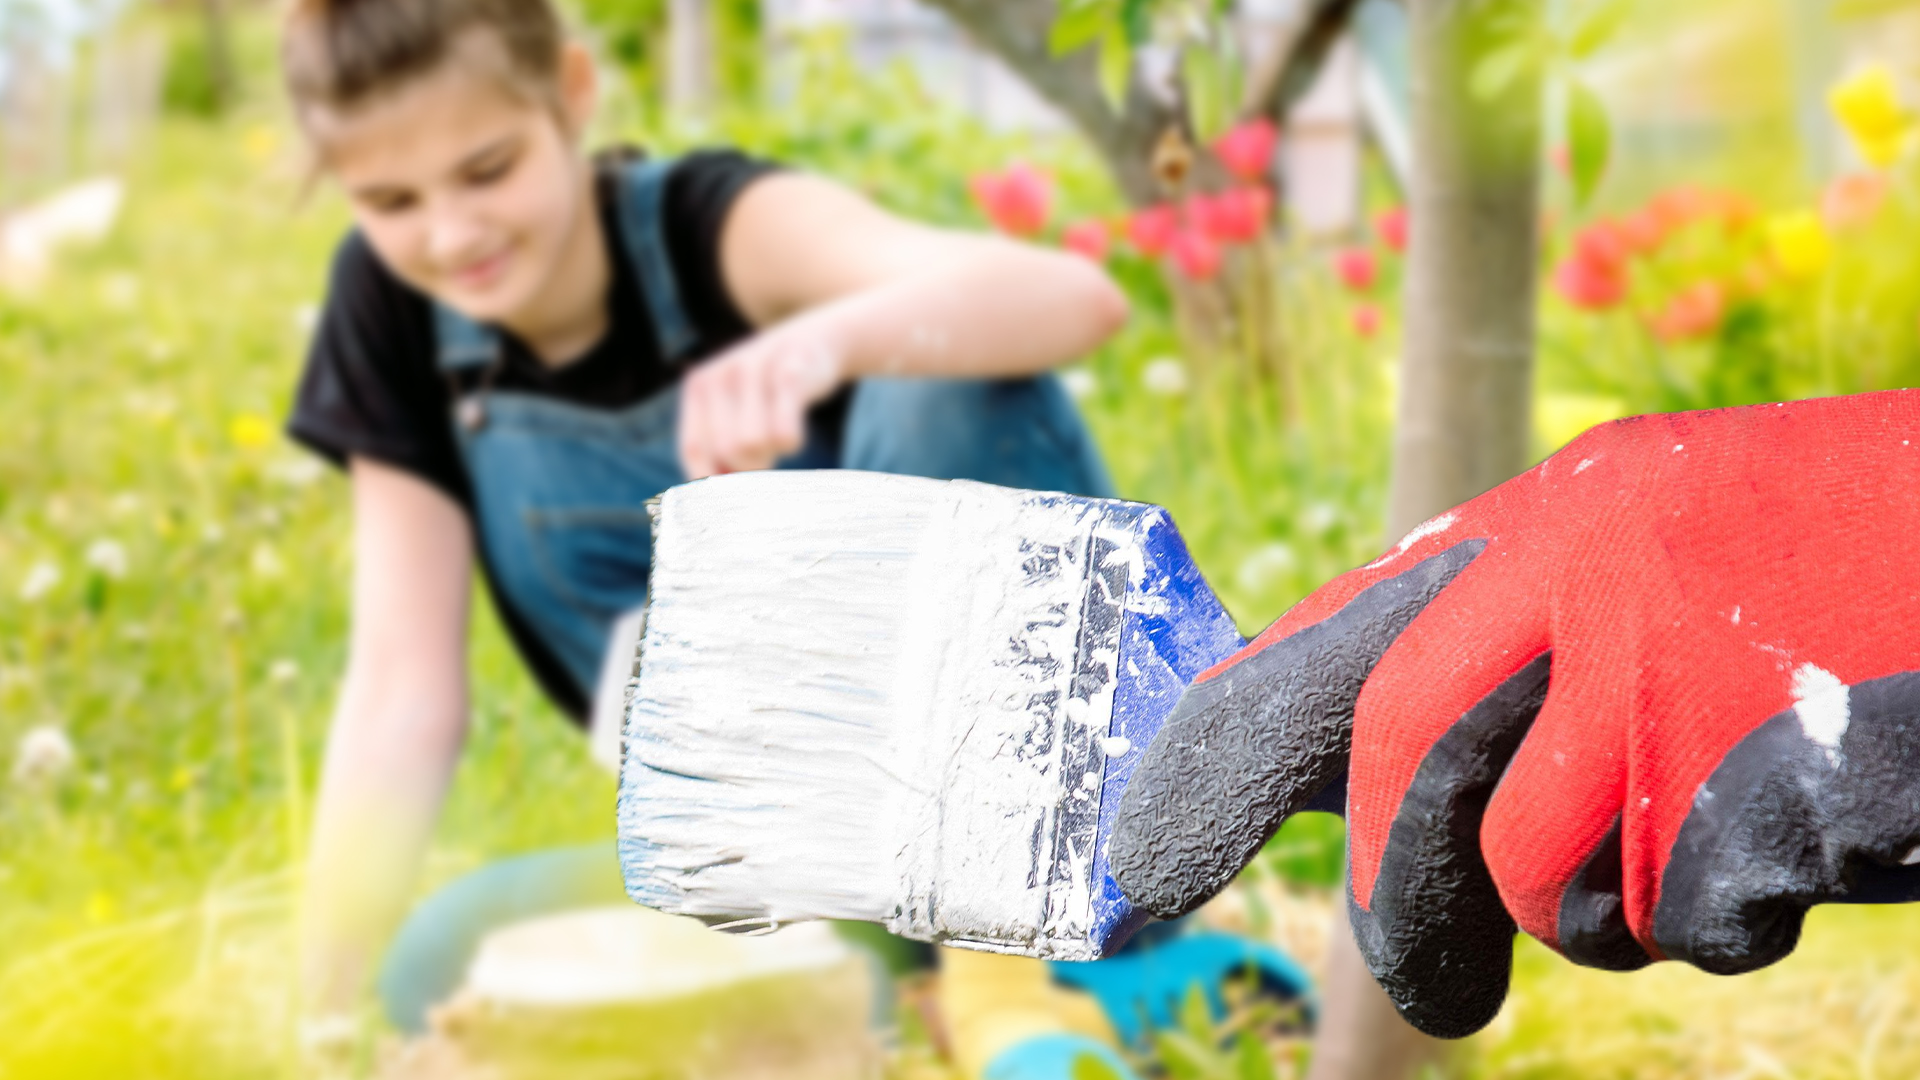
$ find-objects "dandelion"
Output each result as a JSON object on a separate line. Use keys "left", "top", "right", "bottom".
{"left": 1058, "top": 368, "right": 1098, "bottom": 400}
{"left": 1235, "top": 543, "right": 1298, "bottom": 595}
{"left": 19, "top": 560, "right": 59, "bottom": 602}
{"left": 1766, "top": 212, "right": 1833, "bottom": 279}
{"left": 1061, "top": 220, "right": 1110, "bottom": 262}
{"left": 1829, "top": 64, "right": 1909, "bottom": 167}
{"left": 86, "top": 890, "right": 117, "bottom": 924}
{"left": 268, "top": 658, "right": 300, "bottom": 684}
{"left": 84, "top": 538, "right": 128, "bottom": 579}
{"left": 13, "top": 725, "right": 76, "bottom": 785}
{"left": 1142, "top": 358, "right": 1189, "bottom": 397}
{"left": 230, "top": 413, "right": 276, "bottom": 451}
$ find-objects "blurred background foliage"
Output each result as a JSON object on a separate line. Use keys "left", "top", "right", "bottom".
{"left": 4, "top": 0, "right": 1920, "bottom": 1076}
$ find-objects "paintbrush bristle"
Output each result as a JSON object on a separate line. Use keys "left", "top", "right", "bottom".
{"left": 615, "top": 471, "right": 1243, "bottom": 960}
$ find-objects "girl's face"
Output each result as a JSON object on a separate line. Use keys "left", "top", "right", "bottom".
{"left": 307, "top": 41, "right": 597, "bottom": 327}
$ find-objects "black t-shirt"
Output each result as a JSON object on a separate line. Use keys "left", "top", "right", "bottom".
{"left": 288, "top": 148, "right": 780, "bottom": 720}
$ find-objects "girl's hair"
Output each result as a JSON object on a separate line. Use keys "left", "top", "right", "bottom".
{"left": 282, "top": 0, "right": 564, "bottom": 115}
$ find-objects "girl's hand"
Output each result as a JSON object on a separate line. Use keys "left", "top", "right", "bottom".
{"left": 677, "top": 320, "right": 848, "bottom": 480}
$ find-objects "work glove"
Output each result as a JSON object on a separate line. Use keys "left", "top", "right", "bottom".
{"left": 1111, "top": 390, "right": 1920, "bottom": 1038}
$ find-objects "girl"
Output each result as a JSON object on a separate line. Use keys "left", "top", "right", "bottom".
{"left": 282, "top": 1, "right": 1298, "bottom": 1075}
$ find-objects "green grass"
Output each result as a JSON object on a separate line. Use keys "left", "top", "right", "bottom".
{"left": 9, "top": 23, "right": 1920, "bottom": 1079}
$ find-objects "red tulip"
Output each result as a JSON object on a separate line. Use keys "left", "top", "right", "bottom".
{"left": 1572, "top": 220, "right": 1633, "bottom": 271}
{"left": 1212, "top": 119, "right": 1279, "bottom": 183}
{"left": 1334, "top": 247, "right": 1378, "bottom": 291}
{"left": 1375, "top": 206, "right": 1408, "bottom": 254}
{"left": 1126, "top": 204, "right": 1180, "bottom": 256}
{"left": 969, "top": 163, "right": 1052, "bottom": 236}
{"left": 1188, "top": 187, "right": 1270, "bottom": 244}
{"left": 1619, "top": 209, "right": 1667, "bottom": 254}
{"left": 1169, "top": 230, "right": 1222, "bottom": 281}
{"left": 1823, "top": 171, "right": 1889, "bottom": 231}
{"left": 1647, "top": 282, "right": 1725, "bottom": 342}
{"left": 1062, "top": 220, "right": 1110, "bottom": 261}
{"left": 1554, "top": 251, "right": 1628, "bottom": 310}
{"left": 1351, "top": 303, "right": 1382, "bottom": 338}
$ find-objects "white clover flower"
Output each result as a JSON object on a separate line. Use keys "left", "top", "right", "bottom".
{"left": 108, "top": 492, "right": 143, "bottom": 518}
{"left": 270, "top": 457, "right": 325, "bottom": 487}
{"left": 268, "top": 659, "right": 299, "bottom": 684}
{"left": 1059, "top": 368, "right": 1098, "bottom": 400}
{"left": 1142, "top": 357, "right": 1189, "bottom": 397}
{"left": 250, "top": 543, "right": 284, "bottom": 579}
{"left": 1235, "top": 542, "right": 1298, "bottom": 595}
{"left": 13, "top": 725, "right": 75, "bottom": 785}
{"left": 84, "top": 538, "right": 128, "bottom": 579}
{"left": 1300, "top": 502, "right": 1341, "bottom": 537}
{"left": 292, "top": 303, "right": 321, "bottom": 335}
{"left": 19, "top": 561, "right": 60, "bottom": 602}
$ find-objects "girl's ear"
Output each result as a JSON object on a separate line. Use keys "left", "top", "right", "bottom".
{"left": 558, "top": 41, "right": 598, "bottom": 139}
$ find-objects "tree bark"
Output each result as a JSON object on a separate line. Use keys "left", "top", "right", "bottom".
{"left": 917, "top": 0, "right": 1183, "bottom": 206}
{"left": 1313, "top": 3, "right": 1542, "bottom": 1078}
{"left": 1390, "top": 0, "right": 1541, "bottom": 532}
{"left": 667, "top": 0, "right": 717, "bottom": 117}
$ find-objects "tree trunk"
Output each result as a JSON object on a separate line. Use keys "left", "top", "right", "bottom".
{"left": 1389, "top": 0, "right": 1541, "bottom": 532}
{"left": 1313, "top": 4, "right": 1542, "bottom": 1078}
{"left": 667, "top": 0, "right": 717, "bottom": 117}
{"left": 917, "top": 0, "right": 1183, "bottom": 206}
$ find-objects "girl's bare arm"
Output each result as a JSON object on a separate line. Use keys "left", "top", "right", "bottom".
{"left": 300, "top": 458, "right": 473, "bottom": 1020}
{"left": 679, "top": 172, "right": 1129, "bottom": 478}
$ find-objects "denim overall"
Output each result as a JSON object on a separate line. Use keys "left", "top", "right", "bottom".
{"left": 382, "top": 157, "right": 1118, "bottom": 1031}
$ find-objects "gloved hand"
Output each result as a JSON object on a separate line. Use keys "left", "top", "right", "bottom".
{"left": 1111, "top": 391, "right": 1920, "bottom": 1038}
{"left": 1047, "top": 930, "right": 1311, "bottom": 1048}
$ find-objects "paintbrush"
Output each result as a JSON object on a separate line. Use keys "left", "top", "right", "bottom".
{"left": 606, "top": 470, "right": 1253, "bottom": 961}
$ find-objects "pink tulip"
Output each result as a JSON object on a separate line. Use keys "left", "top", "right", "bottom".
{"left": 1188, "top": 187, "right": 1270, "bottom": 244}
{"left": 1823, "top": 172, "right": 1889, "bottom": 231}
{"left": 1351, "top": 304, "right": 1382, "bottom": 338}
{"left": 1554, "top": 251, "right": 1627, "bottom": 310}
{"left": 1062, "top": 220, "right": 1111, "bottom": 261}
{"left": 1334, "top": 247, "right": 1378, "bottom": 291}
{"left": 1127, "top": 204, "right": 1180, "bottom": 256}
{"left": 1212, "top": 119, "right": 1279, "bottom": 183}
{"left": 969, "top": 163, "right": 1053, "bottom": 236}
{"left": 1647, "top": 282, "right": 1726, "bottom": 342}
{"left": 1375, "top": 206, "right": 1408, "bottom": 254}
{"left": 1169, "top": 230, "right": 1222, "bottom": 281}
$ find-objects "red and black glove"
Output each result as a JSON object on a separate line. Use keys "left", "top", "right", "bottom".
{"left": 1111, "top": 390, "right": 1920, "bottom": 1038}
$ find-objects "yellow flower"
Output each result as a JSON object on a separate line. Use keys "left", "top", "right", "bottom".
{"left": 170, "top": 765, "right": 195, "bottom": 792}
{"left": 243, "top": 124, "right": 279, "bottom": 164}
{"left": 1766, "top": 211, "right": 1833, "bottom": 279}
{"left": 229, "top": 413, "right": 276, "bottom": 451}
{"left": 1829, "top": 64, "right": 1909, "bottom": 167}
{"left": 86, "top": 891, "right": 117, "bottom": 924}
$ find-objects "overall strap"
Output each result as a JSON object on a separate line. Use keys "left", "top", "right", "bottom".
{"left": 613, "top": 156, "right": 699, "bottom": 364}
{"left": 434, "top": 301, "right": 498, "bottom": 374}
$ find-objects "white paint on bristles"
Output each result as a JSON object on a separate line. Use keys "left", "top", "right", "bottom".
{"left": 1791, "top": 662, "right": 1851, "bottom": 765}
{"left": 618, "top": 471, "right": 1142, "bottom": 960}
